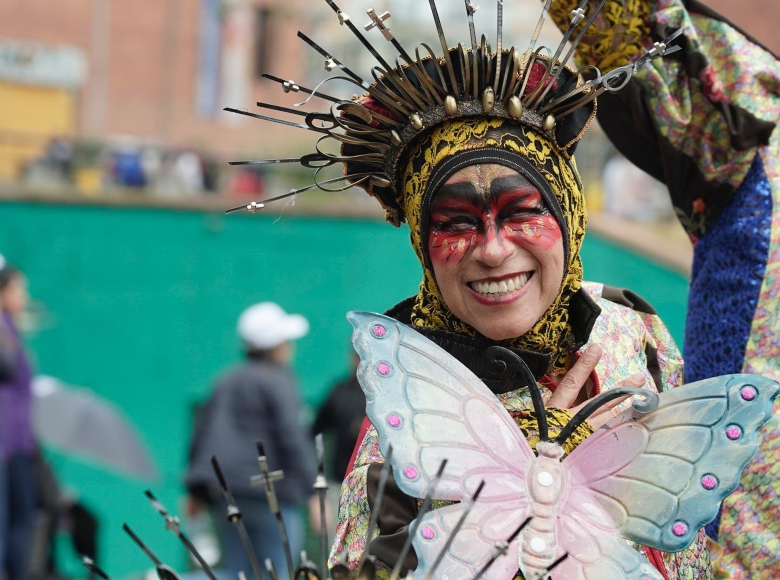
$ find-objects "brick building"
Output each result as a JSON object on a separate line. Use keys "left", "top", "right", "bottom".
{"left": 0, "top": 0, "right": 309, "bottom": 180}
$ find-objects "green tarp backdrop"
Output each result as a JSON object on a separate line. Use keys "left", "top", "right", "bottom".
{"left": 0, "top": 201, "right": 688, "bottom": 576}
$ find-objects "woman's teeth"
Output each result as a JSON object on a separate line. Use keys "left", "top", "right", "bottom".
{"left": 471, "top": 273, "right": 530, "bottom": 296}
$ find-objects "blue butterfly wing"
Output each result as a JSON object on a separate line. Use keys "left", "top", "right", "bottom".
{"left": 347, "top": 311, "right": 535, "bottom": 504}
{"left": 565, "top": 374, "right": 779, "bottom": 552}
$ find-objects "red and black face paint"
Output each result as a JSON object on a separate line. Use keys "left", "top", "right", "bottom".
{"left": 428, "top": 172, "right": 563, "bottom": 267}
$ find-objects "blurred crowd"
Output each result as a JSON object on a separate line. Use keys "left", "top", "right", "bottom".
{"left": 13, "top": 136, "right": 266, "bottom": 200}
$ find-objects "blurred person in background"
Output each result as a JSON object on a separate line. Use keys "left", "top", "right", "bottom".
{"left": 185, "top": 302, "right": 317, "bottom": 579}
{"left": 0, "top": 255, "right": 37, "bottom": 580}
{"left": 312, "top": 352, "right": 365, "bottom": 531}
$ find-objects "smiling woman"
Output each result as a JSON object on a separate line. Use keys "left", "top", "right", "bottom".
{"left": 427, "top": 165, "right": 565, "bottom": 341}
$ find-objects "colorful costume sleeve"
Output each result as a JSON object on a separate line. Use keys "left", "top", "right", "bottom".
{"left": 544, "top": 2, "right": 780, "bottom": 575}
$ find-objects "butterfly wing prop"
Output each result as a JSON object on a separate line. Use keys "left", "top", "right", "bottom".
{"left": 347, "top": 311, "right": 536, "bottom": 577}
{"left": 564, "top": 374, "right": 779, "bottom": 553}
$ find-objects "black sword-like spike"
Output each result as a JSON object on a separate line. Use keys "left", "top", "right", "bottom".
{"left": 265, "top": 558, "right": 280, "bottom": 580}
{"left": 423, "top": 481, "right": 486, "bottom": 580}
{"left": 321, "top": 0, "right": 395, "bottom": 72}
{"left": 261, "top": 74, "right": 342, "bottom": 104}
{"left": 82, "top": 557, "right": 112, "bottom": 580}
{"left": 388, "top": 459, "right": 448, "bottom": 580}
{"left": 211, "top": 456, "right": 267, "bottom": 580}
{"left": 464, "top": 0, "right": 478, "bottom": 52}
{"left": 358, "top": 445, "right": 394, "bottom": 570}
{"left": 222, "top": 108, "right": 324, "bottom": 133}
{"left": 123, "top": 523, "right": 163, "bottom": 566}
{"left": 472, "top": 517, "right": 532, "bottom": 580}
{"left": 427, "top": 0, "right": 460, "bottom": 94}
{"left": 526, "top": 553, "right": 570, "bottom": 580}
{"left": 254, "top": 441, "right": 295, "bottom": 579}
{"left": 143, "top": 490, "right": 220, "bottom": 580}
{"left": 297, "top": 32, "right": 370, "bottom": 89}
{"left": 494, "top": 0, "right": 504, "bottom": 93}
{"left": 313, "top": 433, "right": 329, "bottom": 580}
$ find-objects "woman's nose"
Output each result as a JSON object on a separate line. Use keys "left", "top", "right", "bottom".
{"left": 475, "top": 229, "right": 514, "bottom": 267}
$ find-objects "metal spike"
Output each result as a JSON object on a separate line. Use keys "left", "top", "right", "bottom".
{"left": 82, "top": 557, "right": 112, "bottom": 580}
{"left": 321, "top": 0, "right": 395, "bottom": 71}
{"left": 223, "top": 108, "right": 326, "bottom": 134}
{"left": 388, "top": 459, "right": 448, "bottom": 580}
{"left": 313, "top": 434, "right": 329, "bottom": 580}
{"left": 211, "top": 456, "right": 267, "bottom": 580}
{"left": 262, "top": 74, "right": 342, "bottom": 104}
{"left": 464, "top": 0, "right": 479, "bottom": 52}
{"left": 144, "top": 490, "right": 220, "bottom": 580}
{"left": 494, "top": 0, "right": 504, "bottom": 93}
{"left": 526, "top": 0, "right": 554, "bottom": 55}
{"left": 251, "top": 442, "right": 294, "bottom": 578}
{"left": 297, "top": 31, "right": 370, "bottom": 89}
{"left": 423, "top": 481, "right": 486, "bottom": 580}
{"left": 427, "top": 0, "right": 460, "bottom": 95}
{"left": 472, "top": 517, "right": 532, "bottom": 580}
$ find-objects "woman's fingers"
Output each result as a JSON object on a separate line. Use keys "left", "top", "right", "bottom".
{"left": 547, "top": 344, "right": 603, "bottom": 409}
{"left": 582, "top": 372, "right": 647, "bottom": 429}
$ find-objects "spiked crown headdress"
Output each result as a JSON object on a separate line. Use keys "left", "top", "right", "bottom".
{"left": 227, "top": 0, "right": 681, "bottom": 224}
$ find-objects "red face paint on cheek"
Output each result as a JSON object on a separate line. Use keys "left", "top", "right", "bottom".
{"left": 496, "top": 190, "right": 562, "bottom": 251}
{"left": 428, "top": 197, "right": 485, "bottom": 267}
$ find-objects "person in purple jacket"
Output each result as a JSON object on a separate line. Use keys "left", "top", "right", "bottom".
{"left": 0, "top": 255, "right": 37, "bottom": 580}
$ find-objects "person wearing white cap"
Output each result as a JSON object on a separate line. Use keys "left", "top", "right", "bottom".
{"left": 185, "top": 302, "right": 316, "bottom": 579}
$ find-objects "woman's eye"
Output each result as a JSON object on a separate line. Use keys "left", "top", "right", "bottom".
{"left": 433, "top": 216, "right": 477, "bottom": 232}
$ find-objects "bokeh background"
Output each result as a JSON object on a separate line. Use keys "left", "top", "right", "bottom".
{"left": 0, "top": 0, "right": 775, "bottom": 577}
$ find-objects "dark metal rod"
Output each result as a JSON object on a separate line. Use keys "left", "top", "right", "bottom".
{"left": 261, "top": 74, "right": 342, "bottom": 104}
{"left": 211, "top": 456, "right": 267, "bottom": 580}
{"left": 122, "top": 523, "right": 163, "bottom": 566}
{"left": 144, "top": 490, "right": 220, "bottom": 580}
{"left": 255, "top": 441, "right": 295, "bottom": 579}
{"left": 389, "top": 459, "right": 448, "bottom": 580}
{"left": 472, "top": 517, "right": 532, "bottom": 580}
{"left": 314, "top": 434, "right": 329, "bottom": 580}
{"left": 423, "top": 481, "right": 485, "bottom": 580}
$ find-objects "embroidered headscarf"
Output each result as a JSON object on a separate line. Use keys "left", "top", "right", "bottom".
{"left": 400, "top": 117, "right": 587, "bottom": 373}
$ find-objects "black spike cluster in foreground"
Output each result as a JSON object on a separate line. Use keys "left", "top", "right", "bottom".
{"left": 88, "top": 435, "right": 568, "bottom": 580}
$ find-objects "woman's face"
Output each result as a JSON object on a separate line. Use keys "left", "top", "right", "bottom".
{"left": 0, "top": 273, "right": 28, "bottom": 317}
{"left": 427, "top": 164, "right": 565, "bottom": 340}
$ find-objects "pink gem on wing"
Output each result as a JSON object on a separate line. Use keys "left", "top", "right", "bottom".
{"left": 372, "top": 324, "right": 387, "bottom": 338}
{"left": 740, "top": 386, "right": 757, "bottom": 401}
{"left": 387, "top": 414, "right": 402, "bottom": 428}
{"left": 672, "top": 522, "right": 688, "bottom": 537}
{"left": 404, "top": 466, "right": 418, "bottom": 479}
{"left": 726, "top": 425, "right": 742, "bottom": 440}
{"left": 421, "top": 526, "right": 436, "bottom": 540}
{"left": 701, "top": 475, "right": 718, "bottom": 490}
{"left": 377, "top": 362, "right": 391, "bottom": 376}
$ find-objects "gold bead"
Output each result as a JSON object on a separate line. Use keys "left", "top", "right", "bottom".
{"left": 508, "top": 96, "right": 523, "bottom": 119}
{"left": 389, "top": 130, "right": 402, "bottom": 146}
{"left": 482, "top": 88, "right": 495, "bottom": 113}
{"left": 410, "top": 112, "right": 424, "bottom": 130}
{"left": 543, "top": 114, "right": 555, "bottom": 132}
{"left": 444, "top": 95, "right": 458, "bottom": 116}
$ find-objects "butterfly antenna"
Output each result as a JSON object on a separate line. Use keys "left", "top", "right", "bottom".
{"left": 423, "top": 481, "right": 486, "bottom": 580}
{"left": 472, "top": 517, "right": 532, "bottom": 580}
{"left": 313, "top": 434, "right": 330, "bottom": 580}
{"left": 485, "top": 346, "right": 549, "bottom": 441}
{"left": 555, "top": 387, "right": 659, "bottom": 448}
{"left": 250, "top": 441, "right": 294, "bottom": 579}
{"left": 526, "top": 552, "right": 569, "bottom": 580}
{"left": 388, "top": 459, "right": 448, "bottom": 580}
{"left": 82, "top": 557, "right": 112, "bottom": 580}
{"left": 211, "top": 456, "right": 267, "bottom": 580}
{"left": 143, "top": 490, "right": 220, "bottom": 580}
{"left": 357, "top": 444, "right": 394, "bottom": 574}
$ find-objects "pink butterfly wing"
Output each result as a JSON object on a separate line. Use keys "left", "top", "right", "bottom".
{"left": 409, "top": 501, "right": 528, "bottom": 580}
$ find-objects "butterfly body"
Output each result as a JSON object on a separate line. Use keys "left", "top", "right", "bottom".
{"left": 522, "top": 441, "right": 566, "bottom": 577}
{"left": 346, "top": 311, "right": 779, "bottom": 580}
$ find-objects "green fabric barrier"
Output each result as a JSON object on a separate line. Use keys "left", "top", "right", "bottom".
{"left": 0, "top": 201, "right": 688, "bottom": 576}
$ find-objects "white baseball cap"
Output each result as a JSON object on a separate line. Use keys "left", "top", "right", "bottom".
{"left": 237, "top": 302, "right": 309, "bottom": 350}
